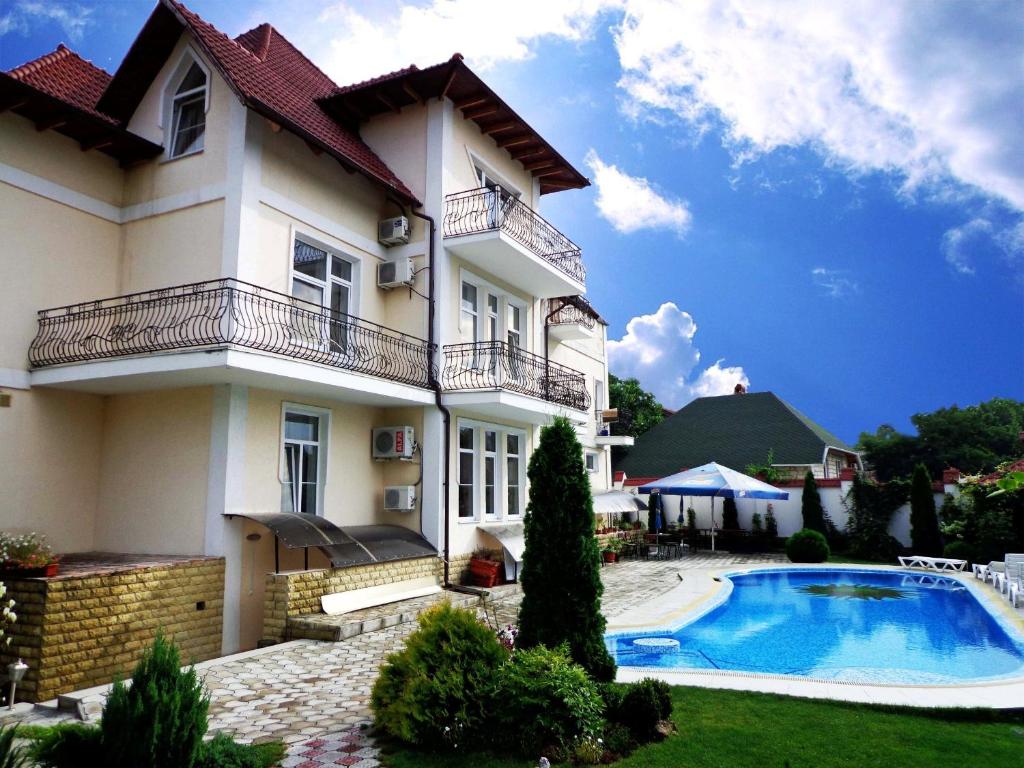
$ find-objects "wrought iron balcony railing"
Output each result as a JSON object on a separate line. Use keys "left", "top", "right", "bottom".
{"left": 441, "top": 341, "right": 591, "bottom": 412}
{"left": 546, "top": 297, "right": 597, "bottom": 330}
{"left": 443, "top": 186, "right": 586, "bottom": 285}
{"left": 29, "top": 279, "right": 434, "bottom": 389}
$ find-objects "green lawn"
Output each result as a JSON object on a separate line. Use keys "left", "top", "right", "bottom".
{"left": 381, "top": 686, "right": 1024, "bottom": 768}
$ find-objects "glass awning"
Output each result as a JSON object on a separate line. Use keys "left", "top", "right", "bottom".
{"left": 224, "top": 512, "right": 436, "bottom": 568}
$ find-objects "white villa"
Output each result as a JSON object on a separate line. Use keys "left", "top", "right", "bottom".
{"left": 0, "top": 0, "right": 624, "bottom": 692}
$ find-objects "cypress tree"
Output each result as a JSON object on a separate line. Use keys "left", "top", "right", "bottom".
{"left": 910, "top": 464, "right": 943, "bottom": 556}
{"left": 517, "top": 417, "right": 615, "bottom": 682}
{"left": 722, "top": 497, "right": 739, "bottom": 529}
{"left": 801, "top": 471, "right": 827, "bottom": 535}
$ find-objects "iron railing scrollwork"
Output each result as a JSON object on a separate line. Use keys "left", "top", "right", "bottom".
{"left": 545, "top": 297, "right": 598, "bottom": 330}
{"left": 443, "top": 186, "right": 586, "bottom": 285}
{"left": 441, "top": 341, "right": 591, "bottom": 411}
{"left": 29, "top": 279, "right": 434, "bottom": 389}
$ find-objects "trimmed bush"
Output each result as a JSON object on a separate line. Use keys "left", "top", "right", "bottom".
{"left": 765, "top": 507, "right": 779, "bottom": 540}
{"left": 607, "top": 678, "right": 672, "bottom": 743}
{"left": 101, "top": 631, "right": 209, "bottom": 768}
{"left": 602, "top": 722, "right": 637, "bottom": 756}
{"left": 489, "top": 645, "right": 604, "bottom": 755}
{"left": 801, "top": 472, "right": 827, "bottom": 536}
{"left": 371, "top": 602, "right": 506, "bottom": 748}
{"left": 518, "top": 417, "right": 616, "bottom": 682}
{"left": 786, "top": 529, "right": 830, "bottom": 563}
{"left": 195, "top": 734, "right": 285, "bottom": 768}
{"left": 722, "top": 497, "right": 739, "bottom": 529}
{"left": 910, "top": 464, "right": 943, "bottom": 556}
{"left": 28, "top": 724, "right": 103, "bottom": 768}
{"left": 943, "top": 540, "right": 976, "bottom": 564}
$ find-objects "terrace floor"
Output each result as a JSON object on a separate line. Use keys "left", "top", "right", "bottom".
{"left": 6, "top": 552, "right": 1020, "bottom": 767}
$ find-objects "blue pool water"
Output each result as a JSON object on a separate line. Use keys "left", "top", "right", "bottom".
{"left": 609, "top": 569, "right": 1024, "bottom": 684}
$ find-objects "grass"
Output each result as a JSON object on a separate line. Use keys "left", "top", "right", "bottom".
{"left": 827, "top": 553, "right": 891, "bottom": 565}
{"left": 380, "top": 686, "right": 1024, "bottom": 768}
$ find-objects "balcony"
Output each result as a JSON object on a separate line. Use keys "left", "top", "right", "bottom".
{"left": 28, "top": 279, "right": 436, "bottom": 405}
{"left": 441, "top": 341, "right": 591, "bottom": 423}
{"left": 443, "top": 187, "right": 586, "bottom": 298}
{"left": 546, "top": 296, "right": 598, "bottom": 342}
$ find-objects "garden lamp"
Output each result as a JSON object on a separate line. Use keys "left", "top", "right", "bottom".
{"left": 7, "top": 658, "right": 27, "bottom": 710}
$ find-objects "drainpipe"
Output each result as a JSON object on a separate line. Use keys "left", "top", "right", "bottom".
{"left": 397, "top": 202, "right": 453, "bottom": 588}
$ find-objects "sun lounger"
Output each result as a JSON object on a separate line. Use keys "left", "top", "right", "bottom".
{"left": 898, "top": 555, "right": 967, "bottom": 572}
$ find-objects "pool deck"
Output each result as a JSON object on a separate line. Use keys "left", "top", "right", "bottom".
{"left": 609, "top": 561, "right": 1024, "bottom": 709}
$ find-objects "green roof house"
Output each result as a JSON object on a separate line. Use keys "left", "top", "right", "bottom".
{"left": 615, "top": 391, "right": 862, "bottom": 483}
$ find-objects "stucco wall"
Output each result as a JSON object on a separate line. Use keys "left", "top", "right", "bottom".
{"left": 0, "top": 388, "right": 103, "bottom": 552}
{"left": 94, "top": 387, "right": 213, "bottom": 554}
{"left": 361, "top": 104, "right": 429, "bottom": 205}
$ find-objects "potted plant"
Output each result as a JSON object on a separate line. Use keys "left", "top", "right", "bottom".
{"left": 468, "top": 549, "right": 503, "bottom": 588}
{"left": 0, "top": 532, "right": 60, "bottom": 577}
{"left": 602, "top": 537, "right": 623, "bottom": 563}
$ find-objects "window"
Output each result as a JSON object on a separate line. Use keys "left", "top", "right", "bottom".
{"left": 507, "top": 433, "right": 522, "bottom": 516}
{"left": 460, "top": 283, "right": 478, "bottom": 342}
{"left": 281, "top": 409, "right": 325, "bottom": 515}
{"left": 460, "top": 274, "right": 528, "bottom": 350}
{"left": 585, "top": 451, "right": 599, "bottom": 474}
{"left": 458, "top": 420, "right": 526, "bottom": 522}
{"left": 291, "top": 238, "right": 354, "bottom": 352}
{"left": 507, "top": 304, "right": 521, "bottom": 349}
{"left": 458, "top": 426, "right": 475, "bottom": 518}
{"left": 169, "top": 61, "right": 207, "bottom": 158}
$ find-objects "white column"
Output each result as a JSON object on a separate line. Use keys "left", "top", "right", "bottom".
{"left": 204, "top": 383, "right": 248, "bottom": 654}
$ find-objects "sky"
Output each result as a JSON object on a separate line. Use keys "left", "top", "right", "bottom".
{"left": 1, "top": 0, "right": 1022, "bottom": 445}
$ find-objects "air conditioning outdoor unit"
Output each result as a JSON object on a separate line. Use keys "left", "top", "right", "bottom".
{"left": 372, "top": 426, "right": 415, "bottom": 460}
{"left": 377, "top": 258, "right": 415, "bottom": 289}
{"left": 384, "top": 485, "right": 417, "bottom": 511}
{"left": 378, "top": 216, "right": 410, "bottom": 246}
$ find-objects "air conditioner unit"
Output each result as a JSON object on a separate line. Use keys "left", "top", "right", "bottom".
{"left": 372, "top": 426, "right": 415, "bottom": 460}
{"left": 384, "top": 485, "right": 416, "bottom": 511}
{"left": 378, "top": 216, "right": 410, "bottom": 246}
{"left": 377, "top": 258, "right": 415, "bottom": 289}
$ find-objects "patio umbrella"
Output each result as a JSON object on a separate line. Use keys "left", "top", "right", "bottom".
{"left": 647, "top": 491, "right": 664, "bottom": 532}
{"left": 639, "top": 462, "right": 789, "bottom": 552}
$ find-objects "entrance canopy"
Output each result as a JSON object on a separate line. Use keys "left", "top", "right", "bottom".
{"left": 224, "top": 512, "right": 435, "bottom": 569}
{"left": 592, "top": 490, "right": 649, "bottom": 515}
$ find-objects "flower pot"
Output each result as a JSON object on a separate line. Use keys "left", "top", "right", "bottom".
{"left": 0, "top": 561, "right": 58, "bottom": 578}
{"left": 602, "top": 551, "right": 618, "bottom": 564}
{"left": 468, "top": 557, "right": 502, "bottom": 588}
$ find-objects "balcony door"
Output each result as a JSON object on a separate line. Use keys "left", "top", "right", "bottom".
{"left": 291, "top": 239, "right": 353, "bottom": 355}
{"left": 459, "top": 275, "right": 528, "bottom": 388}
{"left": 475, "top": 165, "right": 519, "bottom": 230}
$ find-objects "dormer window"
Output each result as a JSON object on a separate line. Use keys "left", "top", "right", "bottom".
{"left": 169, "top": 61, "right": 207, "bottom": 158}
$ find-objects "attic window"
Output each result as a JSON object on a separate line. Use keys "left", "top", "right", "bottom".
{"left": 169, "top": 62, "right": 207, "bottom": 158}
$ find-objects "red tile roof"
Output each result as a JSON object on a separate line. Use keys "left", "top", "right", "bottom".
{"left": 623, "top": 476, "right": 659, "bottom": 488}
{"left": 7, "top": 44, "right": 115, "bottom": 123}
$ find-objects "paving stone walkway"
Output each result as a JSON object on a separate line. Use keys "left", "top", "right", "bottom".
{"left": 10, "top": 553, "right": 788, "bottom": 764}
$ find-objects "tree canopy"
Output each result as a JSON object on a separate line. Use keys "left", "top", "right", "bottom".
{"left": 857, "top": 397, "right": 1024, "bottom": 481}
{"left": 608, "top": 374, "right": 664, "bottom": 461}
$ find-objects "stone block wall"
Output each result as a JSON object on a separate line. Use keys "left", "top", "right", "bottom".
{"left": 262, "top": 556, "right": 442, "bottom": 643}
{"left": 0, "top": 557, "right": 224, "bottom": 702}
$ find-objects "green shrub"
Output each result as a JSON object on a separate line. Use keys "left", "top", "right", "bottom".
{"left": 195, "top": 734, "right": 285, "bottom": 768}
{"left": 101, "top": 631, "right": 209, "bottom": 768}
{"left": 801, "top": 472, "right": 827, "bottom": 535}
{"left": 0, "top": 722, "right": 30, "bottom": 768}
{"left": 602, "top": 722, "right": 637, "bottom": 756}
{"left": 573, "top": 737, "right": 605, "bottom": 765}
{"left": 786, "top": 529, "right": 830, "bottom": 563}
{"left": 910, "top": 464, "right": 943, "bottom": 556}
{"left": 28, "top": 724, "right": 103, "bottom": 768}
{"left": 943, "top": 540, "right": 977, "bottom": 563}
{"left": 765, "top": 507, "right": 779, "bottom": 539}
{"left": 490, "top": 645, "right": 604, "bottom": 755}
{"left": 371, "top": 602, "right": 506, "bottom": 748}
{"left": 518, "top": 417, "right": 616, "bottom": 682}
{"left": 608, "top": 678, "right": 672, "bottom": 742}
{"left": 750, "top": 512, "right": 763, "bottom": 534}
{"left": 722, "top": 497, "right": 739, "bottom": 529}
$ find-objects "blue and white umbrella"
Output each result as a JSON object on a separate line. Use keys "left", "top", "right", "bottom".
{"left": 639, "top": 462, "right": 789, "bottom": 551}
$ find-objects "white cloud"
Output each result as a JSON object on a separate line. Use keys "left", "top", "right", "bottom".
{"left": 0, "top": 2, "right": 92, "bottom": 42}
{"left": 313, "top": 0, "right": 617, "bottom": 85}
{"left": 584, "top": 150, "right": 692, "bottom": 236}
{"left": 614, "top": 0, "right": 1024, "bottom": 211}
{"left": 811, "top": 267, "right": 859, "bottom": 298}
{"left": 607, "top": 302, "right": 748, "bottom": 407}
{"left": 941, "top": 218, "right": 991, "bottom": 276}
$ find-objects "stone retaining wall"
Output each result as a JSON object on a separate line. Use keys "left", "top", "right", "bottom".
{"left": 0, "top": 557, "right": 224, "bottom": 703}
{"left": 262, "top": 556, "right": 443, "bottom": 643}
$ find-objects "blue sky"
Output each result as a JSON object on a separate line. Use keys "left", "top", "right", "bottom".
{"left": 2, "top": 0, "right": 1022, "bottom": 445}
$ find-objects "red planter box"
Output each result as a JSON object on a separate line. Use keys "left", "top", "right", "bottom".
{"left": 469, "top": 557, "right": 502, "bottom": 587}
{"left": 0, "top": 562, "right": 59, "bottom": 578}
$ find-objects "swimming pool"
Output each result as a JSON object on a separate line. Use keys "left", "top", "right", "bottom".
{"left": 608, "top": 568, "right": 1024, "bottom": 685}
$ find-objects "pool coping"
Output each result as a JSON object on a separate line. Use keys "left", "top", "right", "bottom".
{"left": 606, "top": 562, "right": 1024, "bottom": 708}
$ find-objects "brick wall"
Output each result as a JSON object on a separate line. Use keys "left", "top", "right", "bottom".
{"left": 0, "top": 557, "right": 224, "bottom": 703}
{"left": 262, "top": 556, "right": 442, "bottom": 643}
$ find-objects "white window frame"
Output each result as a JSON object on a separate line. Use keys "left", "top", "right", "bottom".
{"left": 279, "top": 403, "right": 330, "bottom": 517}
{"left": 585, "top": 451, "right": 600, "bottom": 474}
{"left": 458, "top": 425, "right": 476, "bottom": 520}
{"left": 467, "top": 150, "right": 523, "bottom": 199}
{"left": 456, "top": 417, "right": 528, "bottom": 523}
{"left": 162, "top": 47, "right": 211, "bottom": 161}
{"left": 289, "top": 228, "right": 361, "bottom": 317}
{"left": 459, "top": 270, "right": 529, "bottom": 348}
